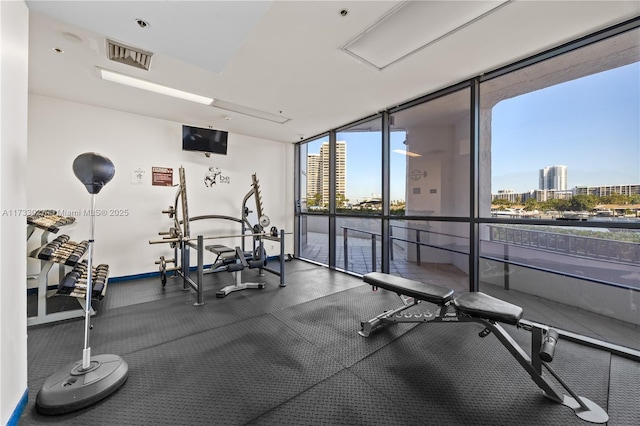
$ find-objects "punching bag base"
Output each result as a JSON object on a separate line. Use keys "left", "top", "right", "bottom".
{"left": 36, "top": 353, "right": 128, "bottom": 415}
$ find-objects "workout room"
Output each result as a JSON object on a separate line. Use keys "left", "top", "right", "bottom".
{"left": 2, "top": 2, "right": 639, "bottom": 425}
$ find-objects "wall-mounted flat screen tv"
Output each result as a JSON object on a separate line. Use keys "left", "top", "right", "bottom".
{"left": 182, "top": 125, "right": 228, "bottom": 156}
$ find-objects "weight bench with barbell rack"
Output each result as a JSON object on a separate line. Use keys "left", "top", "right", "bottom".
{"left": 360, "top": 272, "right": 608, "bottom": 424}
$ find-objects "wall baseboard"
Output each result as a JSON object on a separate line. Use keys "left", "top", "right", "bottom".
{"left": 108, "top": 256, "right": 286, "bottom": 282}
{"left": 26, "top": 256, "right": 290, "bottom": 290}
{"left": 7, "top": 388, "right": 28, "bottom": 426}
{"left": 108, "top": 271, "right": 163, "bottom": 283}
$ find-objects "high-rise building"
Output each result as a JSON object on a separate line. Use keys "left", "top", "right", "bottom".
{"left": 539, "top": 165, "right": 567, "bottom": 190}
{"left": 335, "top": 141, "right": 346, "bottom": 202}
{"left": 306, "top": 153, "right": 322, "bottom": 204}
{"left": 307, "top": 141, "right": 346, "bottom": 207}
{"left": 320, "top": 142, "right": 330, "bottom": 206}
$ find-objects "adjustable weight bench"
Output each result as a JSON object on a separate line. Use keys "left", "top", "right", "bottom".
{"left": 360, "top": 272, "right": 608, "bottom": 424}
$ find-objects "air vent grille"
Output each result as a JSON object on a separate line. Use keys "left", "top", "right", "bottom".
{"left": 106, "top": 39, "right": 153, "bottom": 71}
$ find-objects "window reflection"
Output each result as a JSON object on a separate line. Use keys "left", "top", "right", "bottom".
{"left": 390, "top": 88, "right": 471, "bottom": 218}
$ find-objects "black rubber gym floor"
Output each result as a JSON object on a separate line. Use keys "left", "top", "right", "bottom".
{"left": 20, "top": 260, "right": 640, "bottom": 425}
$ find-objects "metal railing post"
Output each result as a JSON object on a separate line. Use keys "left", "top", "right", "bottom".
{"left": 390, "top": 225, "right": 394, "bottom": 261}
{"left": 371, "top": 234, "right": 376, "bottom": 272}
{"left": 504, "top": 243, "right": 510, "bottom": 291}
{"left": 343, "top": 227, "right": 349, "bottom": 271}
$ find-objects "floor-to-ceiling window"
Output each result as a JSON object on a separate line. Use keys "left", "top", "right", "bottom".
{"left": 294, "top": 21, "right": 639, "bottom": 352}
{"left": 297, "top": 135, "right": 330, "bottom": 265}
{"left": 478, "top": 27, "right": 639, "bottom": 350}
{"left": 388, "top": 88, "right": 471, "bottom": 290}
{"left": 334, "top": 117, "right": 382, "bottom": 275}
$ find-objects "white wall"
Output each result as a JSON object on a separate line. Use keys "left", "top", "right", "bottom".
{"left": 28, "top": 95, "right": 294, "bottom": 279}
{"left": 1, "top": 1, "right": 29, "bottom": 424}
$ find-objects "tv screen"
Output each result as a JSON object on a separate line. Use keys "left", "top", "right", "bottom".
{"left": 182, "top": 125, "right": 228, "bottom": 156}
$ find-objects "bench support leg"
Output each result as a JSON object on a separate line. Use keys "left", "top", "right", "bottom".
{"left": 470, "top": 319, "right": 608, "bottom": 424}
{"left": 216, "top": 269, "right": 265, "bottom": 298}
{"left": 359, "top": 299, "right": 423, "bottom": 337}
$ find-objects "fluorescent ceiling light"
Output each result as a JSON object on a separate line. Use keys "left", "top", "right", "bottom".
{"left": 99, "top": 68, "right": 214, "bottom": 105}
{"left": 342, "top": 1, "right": 511, "bottom": 70}
{"left": 393, "top": 149, "right": 421, "bottom": 157}
{"left": 211, "top": 99, "right": 290, "bottom": 124}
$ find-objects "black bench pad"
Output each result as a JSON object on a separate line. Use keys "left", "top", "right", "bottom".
{"left": 205, "top": 244, "right": 235, "bottom": 254}
{"left": 453, "top": 292, "right": 523, "bottom": 325}
{"left": 363, "top": 272, "right": 454, "bottom": 305}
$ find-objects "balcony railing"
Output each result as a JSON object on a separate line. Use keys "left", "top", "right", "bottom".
{"left": 340, "top": 224, "right": 469, "bottom": 272}
{"left": 339, "top": 223, "right": 639, "bottom": 290}
{"left": 488, "top": 225, "right": 640, "bottom": 265}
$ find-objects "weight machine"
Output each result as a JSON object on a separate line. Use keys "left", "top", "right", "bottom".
{"left": 149, "top": 166, "right": 287, "bottom": 305}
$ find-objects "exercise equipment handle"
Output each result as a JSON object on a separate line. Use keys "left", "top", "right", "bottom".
{"left": 149, "top": 238, "right": 180, "bottom": 244}
{"left": 539, "top": 328, "right": 559, "bottom": 362}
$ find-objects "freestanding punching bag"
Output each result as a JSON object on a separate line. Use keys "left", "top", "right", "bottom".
{"left": 36, "top": 153, "right": 128, "bottom": 415}
{"left": 72, "top": 152, "right": 116, "bottom": 194}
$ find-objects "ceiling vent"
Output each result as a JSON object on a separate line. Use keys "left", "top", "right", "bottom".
{"left": 106, "top": 39, "right": 153, "bottom": 71}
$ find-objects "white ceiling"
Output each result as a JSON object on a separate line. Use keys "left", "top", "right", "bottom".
{"left": 26, "top": 1, "right": 640, "bottom": 144}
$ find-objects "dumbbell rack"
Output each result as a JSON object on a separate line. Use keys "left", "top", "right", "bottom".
{"left": 56, "top": 261, "right": 110, "bottom": 300}
{"left": 27, "top": 212, "right": 107, "bottom": 326}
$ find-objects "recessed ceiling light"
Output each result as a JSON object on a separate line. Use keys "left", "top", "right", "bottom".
{"left": 223, "top": 116, "right": 232, "bottom": 121}
{"left": 52, "top": 47, "right": 64, "bottom": 54}
{"left": 135, "top": 18, "right": 149, "bottom": 29}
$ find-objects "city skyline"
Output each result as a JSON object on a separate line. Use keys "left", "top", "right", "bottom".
{"left": 492, "top": 62, "right": 639, "bottom": 193}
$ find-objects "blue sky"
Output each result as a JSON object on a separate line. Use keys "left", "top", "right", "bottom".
{"left": 305, "top": 132, "right": 406, "bottom": 202}
{"left": 492, "top": 62, "right": 639, "bottom": 193}
{"left": 306, "top": 61, "right": 639, "bottom": 201}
